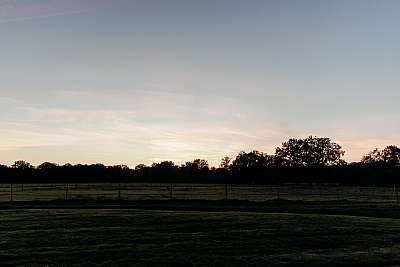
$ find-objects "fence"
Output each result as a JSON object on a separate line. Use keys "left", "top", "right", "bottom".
{"left": 0, "top": 183, "right": 399, "bottom": 203}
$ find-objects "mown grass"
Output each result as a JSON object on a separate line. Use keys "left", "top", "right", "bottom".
{"left": 1, "top": 209, "right": 400, "bottom": 266}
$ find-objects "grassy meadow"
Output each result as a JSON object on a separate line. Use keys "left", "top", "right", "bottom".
{"left": 1, "top": 184, "right": 399, "bottom": 266}
{"left": 0, "top": 183, "right": 397, "bottom": 203}
{"left": 1, "top": 208, "right": 400, "bottom": 266}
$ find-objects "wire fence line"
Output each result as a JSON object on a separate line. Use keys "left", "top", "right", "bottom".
{"left": 0, "top": 183, "right": 400, "bottom": 203}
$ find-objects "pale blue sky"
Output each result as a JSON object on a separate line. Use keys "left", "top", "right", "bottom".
{"left": 1, "top": 0, "right": 399, "bottom": 166}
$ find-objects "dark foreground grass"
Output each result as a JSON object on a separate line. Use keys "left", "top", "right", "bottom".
{"left": 1, "top": 209, "right": 400, "bottom": 267}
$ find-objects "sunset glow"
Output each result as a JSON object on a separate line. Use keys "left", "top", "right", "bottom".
{"left": 1, "top": 0, "right": 399, "bottom": 167}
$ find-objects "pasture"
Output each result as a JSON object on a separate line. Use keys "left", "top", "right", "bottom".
{"left": 1, "top": 208, "right": 400, "bottom": 266}
{"left": 0, "top": 183, "right": 398, "bottom": 203}
{"left": 1, "top": 184, "right": 400, "bottom": 266}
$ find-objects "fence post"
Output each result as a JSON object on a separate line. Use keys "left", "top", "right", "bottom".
{"left": 118, "top": 183, "right": 121, "bottom": 200}
{"left": 10, "top": 183, "right": 13, "bottom": 202}
{"left": 225, "top": 183, "right": 228, "bottom": 200}
{"left": 65, "top": 184, "right": 69, "bottom": 200}
{"left": 170, "top": 183, "right": 173, "bottom": 200}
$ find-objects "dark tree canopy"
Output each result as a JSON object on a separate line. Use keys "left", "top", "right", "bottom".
{"left": 361, "top": 145, "right": 400, "bottom": 165}
{"left": 1, "top": 136, "right": 400, "bottom": 185}
{"left": 12, "top": 160, "right": 33, "bottom": 170}
{"left": 275, "top": 136, "right": 345, "bottom": 167}
{"left": 151, "top": 161, "right": 178, "bottom": 180}
{"left": 382, "top": 145, "right": 400, "bottom": 165}
{"left": 37, "top": 162, "right": 59, "bottom": 170}
{"left": 231, "top": 150, "right": 274, "bottom": 171}
{"left": 183, "top": 159, "right": 209, "bottom": 171}
{"left": 361, "top": 148, "right": 383, "bottom": 164}
{"left": 220, "top": 157, "right": 231, "bottom": 169}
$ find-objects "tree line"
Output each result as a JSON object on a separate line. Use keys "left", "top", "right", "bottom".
{"left": 1, "top": 136, "right": 400, "bottom": 185}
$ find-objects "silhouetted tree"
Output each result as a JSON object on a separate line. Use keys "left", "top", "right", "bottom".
{"left": 361, "top": 148, "right": 383, "bottom": 164}
{"left": 183, "top": 159, "right": 209, "bottom": 171}
{"left": 180, "top": 159, "right": 209, "bottom": 181}
{"left": 135, "top": 164, "right": 147, "bottom": 171}
{"left": 151, "top": 161, "right": 178, "bottom": 180}
{"left": 275, "top": 136, "right": 345, "bottom": 167}
{"left": 134, "top": 164, "right": 151, "bottom": 181}
{"left": 107, "top": 165, "right": 133, "bottom": 182}
{"left": 230, "top": 150, "right": 275, "bottom": 183}
{"left": 214, "top": 167, "right": 231, "bottom": 183}
{"left": 0, "top": 164, "right": 12, "bottom": 182}
{"left": 382, "top": 145, "right": 400, "bottom": 165}
{"left": 11, "top": 160, "right": 33, "bottom": 182}
{"left": 12, "top": 160, "right": 33, "bottom": 170}
{"left": 231, "top": 151, "right": 273, "bottom": 170}
{"left": 361, "top": 146, "right": 400, "bottom": 165}
{"left": 37, "top": 162, "right": 58, "bottom": 170}
{"left": 220, "top": 157, "right": 231, "bottom": 169}
{"left": 3, "top": 138, "right": 400, "bottom": 185}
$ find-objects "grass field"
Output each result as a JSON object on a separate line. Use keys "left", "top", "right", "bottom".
{"left": 1, "top": 207, "right": 400, "bottom": 266}
{"left": 1, "top": 184, "right": 399, "bottom": 266}
{"left": 0, "top": 183, "right": 397, "bottom": 203}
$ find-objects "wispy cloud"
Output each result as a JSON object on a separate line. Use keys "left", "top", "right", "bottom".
{"left": 0, "top": 88, "right": 286, "bottom": 166}
{"left": 1, "top": 86, "right": 399, "bottom": 166}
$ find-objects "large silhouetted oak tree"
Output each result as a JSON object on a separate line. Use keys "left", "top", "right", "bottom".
{"left": 275, "top": 136, "right": 345, "bottom": 167}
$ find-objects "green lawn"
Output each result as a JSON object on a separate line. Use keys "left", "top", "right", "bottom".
{"left": 1, "top": 209, "right": 400, "bottom": 266}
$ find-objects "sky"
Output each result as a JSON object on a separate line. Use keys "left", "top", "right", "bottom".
{"left": 0, "top": 0, "right": 399, "bottom": 167}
